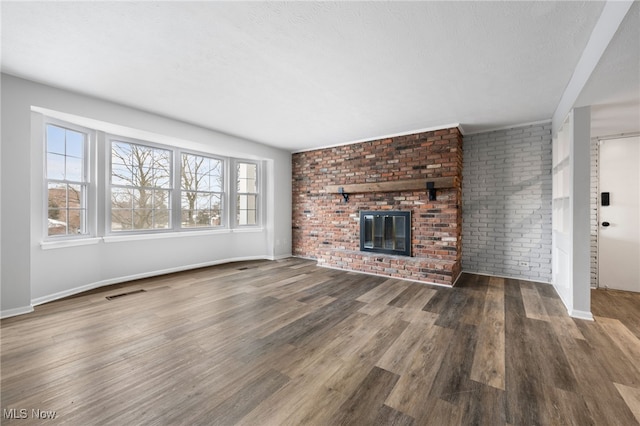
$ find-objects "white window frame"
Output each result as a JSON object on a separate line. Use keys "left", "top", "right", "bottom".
{"left": 107, "top": 135, "right": 174, "bottom": 234}
{"left": 43, "top": 118, "right": 94, "bottom": 240}
{"left": 38, "top": 109, "right": 268, "bottom": 244}
{"left": 178, "top": 150, "right": 227, "bottom": 230}
{"left": 233, "top": 160, "right": 261, "bottom": 228}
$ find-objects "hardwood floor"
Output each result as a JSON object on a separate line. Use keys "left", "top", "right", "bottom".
{"left": 2, "top": 258, "right": 639, "bottom": 425}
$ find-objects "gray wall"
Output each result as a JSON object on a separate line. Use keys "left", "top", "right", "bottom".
{"left": 462, "top": 122, "right": 553, "bottom": 282}
{"left": 1, "top": 74, "right": 292, "bottom": 317}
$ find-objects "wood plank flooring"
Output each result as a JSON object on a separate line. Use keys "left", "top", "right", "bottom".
{"left": 1, "top": 258, "right": 639, "bottom": 425}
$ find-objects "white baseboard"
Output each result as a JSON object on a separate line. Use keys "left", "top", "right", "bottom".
{"left": 30, "top": 255, "right": 284, "bottom": 308}
{"left": 551, "top": 284, "right": 594, "bottom": 321}
{"left": 1, "top": 305, "right": 34, "bottom": 319}
{"left": 269, "top": 253, "right": 293, "bottom": 261}
{"left": 462, "top": 270, "right": 553, "bottom": 285}
{"left": 569, "top": 309, "right": 594, "bottom": 321}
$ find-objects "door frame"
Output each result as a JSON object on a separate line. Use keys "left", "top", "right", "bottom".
{"left": 595, "top": 132, "right": 640, "bottom": 290}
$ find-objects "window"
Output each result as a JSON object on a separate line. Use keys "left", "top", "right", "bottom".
{"left": 41, "top": 112, "right": 263, "bottom": 240}
{"left": 236, "top": 162, "right": 259, "bottom": 226}
{"left": 110, "top": 140, "right": 172, "bottom": 231}
{"left": 45, "top": 123, "right": 89, "bottom": 237}
{"left": 181, "top": 153, "right": 224, "bottom": 228}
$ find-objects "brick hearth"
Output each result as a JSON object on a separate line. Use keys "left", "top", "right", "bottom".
{"left": 292, "top": 127, "right": 463, "bottom": 285}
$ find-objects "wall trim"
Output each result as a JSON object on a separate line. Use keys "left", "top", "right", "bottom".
{"left": 292, "top": 123, "right": 462, "bottom": 153}
{"left": 463, "top": 119, "right": 552, "bottom": 136}
{"left": 269, "top": 253, "right": 293, "bottom": 261}
{"left": 569, "top": 309, "right": 594, "bottom": 321}
{"left": 553, "top": 283, "right": 595, "bottom": 321}
{"left": 1, "top": 305, "right": 34, "bottom": 319}
{"left": 461, "top": 270, "right": 553, "bottom": 285}
{"left": 30, "top": 255, "right": 279, "bottom": 308}
{"left": 594, "top": 131, "right": 640, "bottom": 141}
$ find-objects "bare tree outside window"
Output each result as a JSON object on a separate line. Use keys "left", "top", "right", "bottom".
{"left": 110, "top": 141, "right": 172, "bottom": 231}
{"left": 181, "top": 153, "right": 223, "bottom": 228}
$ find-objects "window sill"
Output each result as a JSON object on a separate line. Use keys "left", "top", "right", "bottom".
{"left": 40, "top": 228, "right": 266, "bottom": 248}
{"left": 41, "top": 237, "right": 101, "bottom": 250}
{"left": 103, "top": 227, "right": 264, "bottom": 243}
{"left": 230, "top": 227, "right": 264, "bottom": 233}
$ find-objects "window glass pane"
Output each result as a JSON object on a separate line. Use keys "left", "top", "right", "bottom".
{"left": 66, "top": 130, "right": 84, "bottom": 158}
{"left": 45, "top": 123, "right": 89, "bottom": 238}
{"left": 66, "top": 156, "right": 83, "bottom": 181}
{"left": 112, "top": 163, "right": 132, "bottom": 185}
{"left": 211, "top": 194, "right": 222, "bottom": 226}
{"left": 180, "top": 153, "right": 224, "bottom": 229}
{"left": 197, "top": 193, "right": 211, "bottom": 210}
{"left": 197, "top": 171, "right": 212, "bottom": 191}
{"left": 68, "top": 184, "right": 82, "bottom": 207}
{"left": 154, "top": 167, "right": 171, "bottom": 188}
{"left": 111, "top": 209, "right": 133, "bottom": 231}
{"left": 236, "top": 162, "right": 257, "bottom": 226}
{"left": 48, "top": 181, "right": 68, "bottom": 236}
{"left": 112, "top": 141, "right": 132, "bottom": 165}
{"left": 152, "top": 148, "right": 171, "bottom": 188}
{"left": 131, "top": 166, "right": 142, "bottom": 187}
{"left": 153, "top": 190, "right": 170, "bottom": 210}
{"left": 237, "top": 194, "right": 257, "bottom": 225}
{"left": 237, "top": 163, "right": 257, "bottom": 193}
{"left": 48, "top": 182, "right": 66, "bottom": 210}
{"left": 46, "top": 125, "right": 65, "bottom": 155}
{"left": 48, "top": 209, "right": 67, "bottom": 236}
{"left": 111, "top": 188, "right": 133, "bottom": 208}
{"left": 154, "top": 210, "right": 170, "bottom": 229}
{"left": 133, "top": 209, "right": 153, "bottom": 229}
{"left": 181, "top": 154, "right": 198, "bottom": 190}
{"left": 47, "top": 153, "right": 65, "bottom": 180}
{"left": 210, "top": 160, "right": 223, "bottom": 192}
{"left": 67, "top": 209, "right": 84, "bottom": 234}
{"left": 195, "top": 209, "right": 211, "bottom": 227}
{"left": 139, "top": 147, "right": 153, "bottom": 169}
{"left": 181, "top": 191, "right": 197, "bottom": 226}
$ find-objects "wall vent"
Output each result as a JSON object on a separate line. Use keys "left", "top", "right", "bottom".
{"left": 106, "top": 289, "right": 146, "bottom": 300}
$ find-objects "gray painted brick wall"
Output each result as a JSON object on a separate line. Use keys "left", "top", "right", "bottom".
{"left": 590, "top": 138, "right": 599, "bottom": 288}
{"left": 463, "top": 122, "right": 553, "bottom": 282}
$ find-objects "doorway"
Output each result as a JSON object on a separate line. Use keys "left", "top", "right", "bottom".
{"left": 598, "top": 136, "right": 640, "bottom": 292}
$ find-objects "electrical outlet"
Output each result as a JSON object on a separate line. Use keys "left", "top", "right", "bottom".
{"left": 519, "top": 261, "right": 529, "bottom": 267}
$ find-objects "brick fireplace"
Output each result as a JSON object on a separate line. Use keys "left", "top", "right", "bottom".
{"left": 292, "top": 127, "right": 463, "bottom": 286}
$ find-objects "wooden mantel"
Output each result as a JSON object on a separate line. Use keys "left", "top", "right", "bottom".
{"left": 325, "top": 176, "right": 458, "bottom": 194}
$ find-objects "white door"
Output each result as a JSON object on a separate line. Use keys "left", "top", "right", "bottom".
{"left": 599, "top": 136, "right": 640, "bottom": 292}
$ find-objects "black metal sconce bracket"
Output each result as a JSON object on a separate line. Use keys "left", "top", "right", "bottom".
{"left": 338, "top": 187, "right": 349, "bottom": 203}
{"left": 426, "top": 181, "right": 436, "bottom": 201}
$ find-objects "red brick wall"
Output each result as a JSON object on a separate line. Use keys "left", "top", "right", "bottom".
{"left": 292, "top": 127, "right": 463, "bottom": 285}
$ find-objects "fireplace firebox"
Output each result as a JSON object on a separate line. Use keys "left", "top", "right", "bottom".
{"left": 359, "top": 211, "right": 411, "bottom": 256}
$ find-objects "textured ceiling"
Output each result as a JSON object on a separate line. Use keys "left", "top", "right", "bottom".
{"left": 2, "top": 1, "right": 634, "bottom": 151}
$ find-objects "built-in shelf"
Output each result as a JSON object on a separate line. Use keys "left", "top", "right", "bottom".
{"left": 325, "top": 176, "right": 458, "bottom": 194}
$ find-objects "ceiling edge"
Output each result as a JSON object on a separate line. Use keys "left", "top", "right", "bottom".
{"left": 463, "top": 119, "right": 552, "bottom": 136}
{"left": 292, "top": 123, "right": 462, "bottom": 154}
